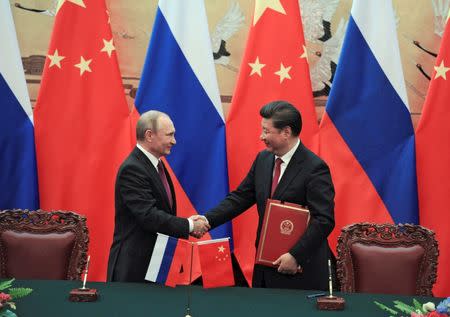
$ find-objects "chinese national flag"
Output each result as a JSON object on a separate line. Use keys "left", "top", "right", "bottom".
{"left": 416, "top": 18, "right": 450, "bottom": 296}
{"left": 198, "top": 238, "right": 234, "bottom": 288}
{"left": 227, "top": 0, "right": 318, "bottom": 285}
{"left": 34, "top": 0, "right": 136, "bottom": 280}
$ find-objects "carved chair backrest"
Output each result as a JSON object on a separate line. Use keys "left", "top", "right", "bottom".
{"left": 336, "top": 223, "right": 438, "bottom": 296}
{"left": 0, "top": 210, "right": 89, "bottom": 280}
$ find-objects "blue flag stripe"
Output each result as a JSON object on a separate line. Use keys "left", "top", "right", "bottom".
{"left": 326, "top": 15, "right": 418, "bottom": 224}
{"left": 135, "top": 5, "right": 230, "bottom": 240}
{"left": 0, "top": 74, "right": 39, "bottom": 209}
{"left": 0, "top": 1, "right": 39, "bottom": 210}
{"left": 156, "top": 236, "right": 178, "bottom": 284}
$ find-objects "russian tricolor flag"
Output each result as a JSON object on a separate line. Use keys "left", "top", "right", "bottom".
{"left": 135, "top": 0, "right": 229, "bottom": 239}
{"left": 320, "top": 0, "right": 418, "bottom": 246}
{"left": 145, "top": 233, "right": 184, "bottom": 286}
{"left": 0, "top": 2, "right": 39, "bottom": 210}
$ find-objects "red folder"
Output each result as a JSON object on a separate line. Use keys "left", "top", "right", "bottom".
{"left": 255, "top": 199, "right": 310, "bottom": 267}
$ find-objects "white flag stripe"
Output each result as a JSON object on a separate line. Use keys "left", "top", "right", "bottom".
{"left": 145, "top": 233, "right": 169, "bottom": 282}
{"left": 352, "top": 0, "right": 409, "bottom": 110}
{"left": 159, "top": 0, "right": 224, "bottom": 121}
{"left": 0, "top": 1, "right": 33, "bottom": 122}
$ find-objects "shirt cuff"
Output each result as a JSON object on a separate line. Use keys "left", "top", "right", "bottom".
{"left": 188, "top": 218, "right": 194, "bottom": 233}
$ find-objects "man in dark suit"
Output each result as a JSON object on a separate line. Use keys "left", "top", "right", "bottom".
{"left": 204, "top": 101, "right": 335, "bottom": 290}
{"left": 107, "top": 110, "right": 209, "bottom": 282}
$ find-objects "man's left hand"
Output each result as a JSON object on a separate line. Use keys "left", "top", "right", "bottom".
{"left": 273, "top": 253, "right": 300, "bottom": 275}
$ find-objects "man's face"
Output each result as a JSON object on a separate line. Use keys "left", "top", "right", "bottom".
{"left": 147, "top": 116, "right": 176, "bottom": 158}
{"left": 260, "top": 118, "right": 289, "bottom": 156}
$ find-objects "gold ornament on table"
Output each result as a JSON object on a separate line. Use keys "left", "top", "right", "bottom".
{"left": 69, "top": 255, "right": 99, "bottom": 302}
{"left": 316, "top": 259, "right": 345, "bottom": 310}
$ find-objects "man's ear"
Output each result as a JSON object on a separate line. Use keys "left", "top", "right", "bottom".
{"left": 145, "top": 129, "right": 153, "bottom": 142}
{"left": 282, "top": 126, "right": 292, "bottom": 137}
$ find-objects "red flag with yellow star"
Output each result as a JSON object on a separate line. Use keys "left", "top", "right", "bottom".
{"left": 416, "top": 16, "right": 450, "bottom": 296}
{"left": 227, "top": 0, "right": 318, "bottom": 285}
{"left": 197, "top": 238, "right": 234, "bottom": 288}
{"left": 34, "top": 0, "right": 136, "bottom": 281}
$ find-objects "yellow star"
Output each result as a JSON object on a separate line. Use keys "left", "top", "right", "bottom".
{"left": 218, "top": 245, "right": 225, "bottom": 253}
{"left": 299, "top": 45, "right": 308, "bottom": 61}
{"left": 253, "top": 0, "right": 286, "bottom": 26}
{"left": 274, "top": 63, "right": 292, "bottom": 83}
{"left": 101, "top": 38, "right": 116, "bottom": 58}
{"left": 47, "top": 49, "right": 65, "bottom": 68}
{"left": 434, "top": 60, "right": 450, "bottom": 80}
{"left": 248, "top": 56, "right": 266, "bottom": 77}
{"left": 56, "top": 0, "right": 86, "bottom": 15}
{"left": 74, "top": 56, "right": 92, "bottom": 76}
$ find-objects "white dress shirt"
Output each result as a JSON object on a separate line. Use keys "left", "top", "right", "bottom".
{"left": 273, "top": 139, "right": 300, "bottom": 184}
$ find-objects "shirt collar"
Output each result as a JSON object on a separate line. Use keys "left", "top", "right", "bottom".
{"left": 136, "top": 143, "right": 160, "bottom": 170}
{"left": 276, "top": 139, "right": 300, "bottom": 164}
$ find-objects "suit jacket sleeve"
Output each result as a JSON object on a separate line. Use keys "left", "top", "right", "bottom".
{"left": 289, "top": 162, "right": 335, "bottom": 265}
{"left": 118, "top": 163, "right": 189, "bottom": 238}
{"left": 205, "top": 153, "right": 260, "bottom": 228}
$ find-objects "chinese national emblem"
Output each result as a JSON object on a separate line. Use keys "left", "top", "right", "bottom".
{"left": 280, "top": 220, "right": 294, "bottom": 235}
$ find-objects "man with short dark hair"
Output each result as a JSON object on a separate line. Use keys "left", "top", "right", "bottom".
{"left": 205, "top": 100, "right": 335, "bottom": 290}
{"left": 107, "top": 110, "right": 209, "bottom": 282}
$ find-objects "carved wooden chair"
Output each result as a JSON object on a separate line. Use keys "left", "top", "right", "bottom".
{"left": 0, "top": 209, "right": 89, "bottom": 280}
{"left": 336, "top": 223, "right": 438, "bottom": 296}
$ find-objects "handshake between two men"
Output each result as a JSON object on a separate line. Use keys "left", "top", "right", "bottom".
{"left": 188, "top": 215, "right": 210, "bottom": 238}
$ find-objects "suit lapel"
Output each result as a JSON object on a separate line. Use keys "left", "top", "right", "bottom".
{"left": 261, "top": 152, "right": 275, "bottom": 201}
{"left": 160, "top": 160, "right": 177, "bottom": 213}
{"left": 273, "top": 143, "right": 307, "bottom": 199}
{"left": 134, "top": 148, "right": 172, "bottom": 212}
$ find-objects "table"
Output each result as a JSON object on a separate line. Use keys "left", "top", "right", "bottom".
{"left": 12, "top": 279, "right": 443, "bottom": 316}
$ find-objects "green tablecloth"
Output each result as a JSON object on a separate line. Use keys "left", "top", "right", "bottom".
{"left": 11, "top": 279, "right": 443, "bottom": 317}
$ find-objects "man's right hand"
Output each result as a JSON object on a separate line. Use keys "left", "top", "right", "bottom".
{"left": 189, "top": 215, "right": 210, "bottom": 238}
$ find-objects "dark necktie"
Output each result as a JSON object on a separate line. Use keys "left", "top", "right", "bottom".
{"left": 271, "top": 157, "right": 283, "bottom": 197}
{"left": 157, "top": 161, "right": 173, "bottom": 208}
